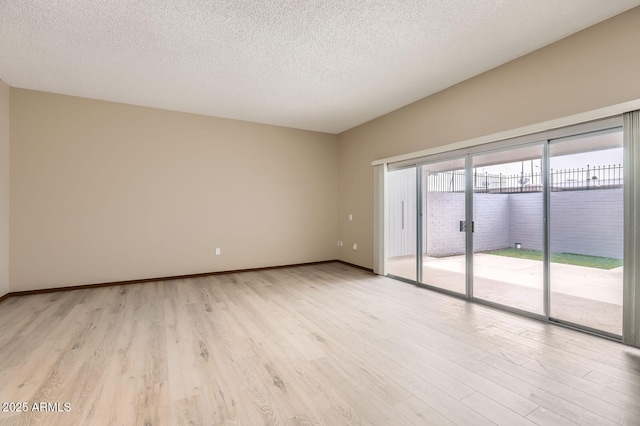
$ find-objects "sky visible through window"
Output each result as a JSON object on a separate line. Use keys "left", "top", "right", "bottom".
{"left": 476, "top": 147, "right": 623, "bottom": 176}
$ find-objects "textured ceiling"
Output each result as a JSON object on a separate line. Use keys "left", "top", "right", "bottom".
{"left": 1, "top": 1, "right": 639, "bottom": 134}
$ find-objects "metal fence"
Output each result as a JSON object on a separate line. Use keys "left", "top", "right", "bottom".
{"left": 427, "top": 164, "right": 623, "bottom": 193}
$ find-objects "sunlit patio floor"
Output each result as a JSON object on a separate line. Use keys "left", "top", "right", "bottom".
{"left": 387, "top": 253, "right": 623, "bottom": 335}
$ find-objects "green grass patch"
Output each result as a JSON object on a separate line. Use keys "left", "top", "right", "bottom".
{"left": 486, "top": 248, "right": 622, "bottom": 270}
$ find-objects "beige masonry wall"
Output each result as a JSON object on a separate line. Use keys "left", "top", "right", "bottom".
{"left": 10, "top": 90, "right": 339, "bottom": 291}
{"left": 337, "top": 6, "right": 640, "bottom": 269}
{"left": 0, "top": 81, "right": 9, "bottom": 297}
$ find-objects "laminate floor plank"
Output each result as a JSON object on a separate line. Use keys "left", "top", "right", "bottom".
{"left": 1, "top": 263, "right": 639, "bottom": 425}
{"left": 520, "top": 359, "right": 640, "bottom": 413}
{"left": 307, "top": 272, "right": 535, "bottom": 369}
{"left": 308, "top": 356, "right": 413, "bottom": 426}
{"left": 460, "top": 391, "right": 537, "bottom": 426}
{"left": 286, "top": 286, "right": 478, "bottom": 403}
{"left": 164, "top": 298, "right": 226, "bottom": 424}
{"left": 482, "top": 354, "right": 640, "bottom": 424}
{"left": 232, "top": 274, "right": 417, "bottom": 418}
{"left": 216, "top": 292, "right": 344, "bottom": 424}
{"left": 375, "top": 334, "right": 539, "bottom": 416}
{"left": 519, "top": 330, "right": 638, "bottom": 370}
{"left": 0, "top": 293, "right": 86, "bottom": 368}
{"left": 438, "top": 346, "right": 618, "bottom": 426}
{"left": 206, "top": 273, "right": 364, "bottom": 425}
{"left": 583, "top": 369, "right": 640, "bottom": 395}
{"left": 288, "top": 309, "right": 495, "bottom": 425}
{"left": 238, "top": 268, "right": 494, "bottom": 425}
{"left": 0, "top": 302, "right": 89, "bottom": 403}
{"left": 393, "top": 396, "right": 456, "bottom": 426}
{"left": 191, "top": 293, "right": 296, "bottom": 425}
{"left": 482, "top": 322, "right": 640, "bottom": 385}
{"left": 477, "top": 326, "right": 593, "bottom": 379}
{"left": 524, "top": 406, "right": 578, "bottom": 426}
{"left": 79, "top": 283, "right": 171, "bottom": 426}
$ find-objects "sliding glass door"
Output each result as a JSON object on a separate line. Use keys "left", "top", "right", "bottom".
{"left": 384, "top": 118, "right": 624, "bottom": 338}
{"left": 471, "top": 145, "right": 545, "bottom": 314}
{"left": 420, "top": 158, "right": 466, "bottom": 294}
{"left": 549, "top": 130, "right": 623, "bottom": 336}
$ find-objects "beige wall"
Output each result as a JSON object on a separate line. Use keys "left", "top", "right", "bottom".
{"left": 0, "top": 81, "right": 9, "bottom": 297}
{"left": 7, "top": 7, "right": 640, "bottom": 289}
{"left": 10, "top": 90, "right": 338, "bottom": 291}
{"left": 336, "top": 7, "right": 640, "bottom": 269}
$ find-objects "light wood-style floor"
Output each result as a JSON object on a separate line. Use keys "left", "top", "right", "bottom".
{"left": 1, "top": 262, "right": 640, "bottom": 425}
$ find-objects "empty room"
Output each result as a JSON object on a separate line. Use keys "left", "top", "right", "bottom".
{"left": 2, "top": 1, "right": 640, "bottom": 425}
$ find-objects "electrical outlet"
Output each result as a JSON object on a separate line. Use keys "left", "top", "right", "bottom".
{"left": 349, "top": 214, "right": 353, "bottom": 221}
{"left": 352, "top": 243, "right": 357, "bottom": 250}
{"left": 215, "top": 248, "right": 221, "bottom": 256}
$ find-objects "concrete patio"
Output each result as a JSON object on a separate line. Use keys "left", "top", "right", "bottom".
{"left": 387, "top": 253, "right": 623, "bottom": 335}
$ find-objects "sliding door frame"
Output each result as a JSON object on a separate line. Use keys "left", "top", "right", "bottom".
{"left": 543, "top": 142, "right": 551, "bottom": 318}
{"left": 382, "top": 115, "right": 626, "bottom": 341}
{"left": 467, "top": 140, "right": 548, "bottom": 320}
{"left": 416, "top": 165, "right": 423, "bottom": 284}
{"left": 419, "top": 156, "right": 468, "bottom": 298}
{"left": 465, "top": 154, "right": 474, "bottom": 299}
{"left": 544, "top": 128, "right": 625, "bottom": 340}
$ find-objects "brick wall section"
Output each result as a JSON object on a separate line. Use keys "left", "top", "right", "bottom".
{"left": 508, "top": 189, "right": 623, "bottom": 258}
{"left": 549, "top": 188, "right": 623, "bottom": 259}
{"left": 425, "top": 192, "right": 465, "bottom": 256}
{"left": 473, "top": 193, "right": 511, "bottom": 252}
{"left": 390, "top": 188, "right": 623, "bottom": 259}
{"left": 424, "top": 193, "right": 512, "bottom": 257}
{"left": 509, "top": 193, "right": 544, "bottom": 251}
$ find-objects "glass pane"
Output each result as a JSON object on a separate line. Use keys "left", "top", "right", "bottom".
{"left": 386, "top": 167, "right": 417, "bottom": 280}
{"left": 549, "top": 130, "right": 623, "bottom": 335}
{"left": 472, "top": 145, "right": 544, "bottom": 314}
{"left": 421, "top": 158, "right": 466, "bottom": 293}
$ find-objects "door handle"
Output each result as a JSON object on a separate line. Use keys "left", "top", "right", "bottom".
{"left": 460, "top": 221, "right": 475, "bottom": 232}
